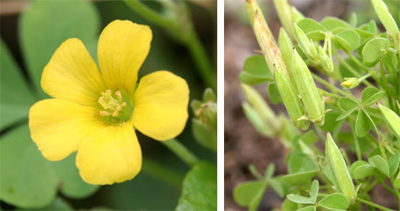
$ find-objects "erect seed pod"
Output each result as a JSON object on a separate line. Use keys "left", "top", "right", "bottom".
{"left": 291, "top": 49, "right": 325, "bottom": 125}
{"left": 294, "top": 23, "right": 320, "bottom": 63}
{"left": 279, "top": 28, "right": 293, "bottom": 71}
{"left": 273, "top": 0, "right": 295, "bottom": 41}
{"left": 275, "top": 68, "right": 309, "bottom": 130}
{"left": 241, "top": 83, "right": 280, "bottom": 137}
{"left": 371, "top": 0, "right": 400, "bottom": 51}
{"left": 325, "top": 133, "right": 356, "bottom": 203}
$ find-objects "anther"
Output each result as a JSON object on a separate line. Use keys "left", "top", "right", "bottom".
{"left": 121, "top": 102, "right": 127, "bottom": 107}
{"left": 115, "top": 91, "right": 122, "bottom": 101}
{"left": 112, "top": 111, "right": 119, "bottom": 117}
{"left": 100, "top": 110, "right": 110, "bottom": 116}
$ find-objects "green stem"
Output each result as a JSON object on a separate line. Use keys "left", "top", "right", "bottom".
{"left": 332, "top": 50, "right": 374, "bottom": 87}
{"left": 390, "top": 178, "right": 400, "bottom": 205}
{"left": 186, "top": 23, "right": 216, "bottom": 90}
{"left": 356, "top": 197, "right": 395, "bottom": 211}
{"left": 142, "top": 159, "right": 183, "bottom": 188}
{"left": 350, "top": 123, "right": 362, "bottom": 160}
{"left": 161, "top": 139, "right": 199, "bottom": 167}
{"left": 123, "top": 0, "right": 175, "bottom": 29}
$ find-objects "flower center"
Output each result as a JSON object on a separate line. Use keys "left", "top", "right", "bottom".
{"left": 98, "top": 89, "right": 134, "bottom": 123}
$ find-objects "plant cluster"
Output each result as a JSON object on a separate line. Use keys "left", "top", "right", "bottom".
{"left": 235, "top": 0, "right": 400, "bottom": 210}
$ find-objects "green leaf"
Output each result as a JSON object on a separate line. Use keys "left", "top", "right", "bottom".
{"left": 0, "top": 39, "right": 35, "bottom": 130}
{"left": 240, "top": 54, "right": 271, "bottom": 85}
{"left": 269, "top": 176, "right": 288, "bottom": 197}
{"left": 297, "top": 206, "right": 316, "bottom": 211}
{"left": 356, "top": 109, "right": 371, "bottom": 137}
{"left": 394, "top": 173, "right": 400, "bottom": 189}
{"left": 265, "top": 163, "right": 276, "bottom": 179}
{"left": 369, "top": 155, "right": 390, "bottom": 177}
{"left": 268, "top": 82, "right": 281, "bottom": 104}
{"left": 0, "top": 124, "right": 100, "bottom": 208}
{"left": 233, "top": 181, "right": 267, "bottom": 209}
{"left": 287, "top": 153, "right": 319, "bottom": 174}
{"left": 388, "top": 153, "right": 400, "bottom": 177}
{"left": 336, "top": 98, "right": 359, "bottom": 121}
{"left": 352, "top": 163, "right": 376, "bottom": 179}
{"left": 52, "top": 155, "right": 98, "bottom": 198}
{"left": 282, "top": 198, "right": 298, "bottom": 211}
{"left": 339, "top": 98, "right": 359, "bottom": 111}
{"left": 43, "top": 197, "right": 73, "bottom": 210}
{"left": 287, "top": 194, "right": 314, "bottom": 204}
{"left": 176, "top": 162, "right": 217, "bottom": 211}
{"left": 378, "top": 104, "right": 400, "bottom": 139}
{"left": 310, "top": 180, "right": 319, "bottom": 202}
{"left": 334, "top": 30, "right": 361, "bottom": 52}
{"left": 318, "top": 193, "right": 350, "bottom": 210}
{"left": 0, "top": 124, "right": 57, "bottom": 208}
{"left": 20, "top": 0, "right": 100, "bottom": 96}
{"left": 282, "top": 170, "right": 319, "bottom": 186}
{"left": 325, "top": 134, "right": 356, "bottom": 202}
{"left": 298, "top": 18, "right": 326, "bottom": 41}
{"left": 361, "top": 37, "right": 389, "bottom": 67}
{"left": 361, "top": 87, "right": 379, "bottom": 104}
{"left": 321, "top": 17, "right": 351, "bottom": 32}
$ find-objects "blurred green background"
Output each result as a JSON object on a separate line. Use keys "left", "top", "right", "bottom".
{"left": 0, "top": 0, "right": 216, "bottom": 210}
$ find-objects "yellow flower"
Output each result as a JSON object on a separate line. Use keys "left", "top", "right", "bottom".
{"left": 28, "top": 20, "right": 189, "bottom": 185}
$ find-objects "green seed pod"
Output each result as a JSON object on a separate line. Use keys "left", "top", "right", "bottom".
{"left": 291, "top": 6, "right": 305, "bottom": 23}
{"left": 279, "top": 28, "right": 293, "bottom": 71}
{"left": 292, "top": 49, "right": 324, "bottom": 125}
{"left": 294, "top": 23, "right": 319, "bottom": 63}
{"left": 273, "top": 0, "right": 295, "bottom": 41}
{"left": 378, "top": 104, "right": 400, "bottom": 139}
{"left": 246, "top": 0, "right": 275, "bottom": 43}
{"left": 241, "top": 83, "right": 280, "bottom": 137}
{"left": 325, "top": 133, "right": 356, "bottom": 203}
{"left": 275, "top": 68, "right": 309, "bottom": 130}
{"left": 371, "top": 0, "right": 399, "bottom": 38}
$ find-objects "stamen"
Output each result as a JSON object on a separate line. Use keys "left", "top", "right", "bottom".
{"left": 112, "top": 111, "right": 119, "bottom": 117}
{"left": 100, "top": 110, "right": 110, "bottom": 116}
{"left": 115, "top": 91, "right": 122, "bottom": 101}
{"left": 98, "top": 89, "right": 133, "bottom": 123}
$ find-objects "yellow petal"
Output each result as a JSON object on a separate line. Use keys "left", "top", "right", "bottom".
{"left": 76, "top": 122, "right": 141, "bottom": 185}
{"left": 41, "top": 38, "right": 105, "bottom": 107}
{"left": 29, "top": 99, "right": 98, "bottom": 161}
{"left": 98, "top": 20, "right": 152, "bottom": 94}
{"left": 132, "top": 71, "right": 189, "bottom": 141}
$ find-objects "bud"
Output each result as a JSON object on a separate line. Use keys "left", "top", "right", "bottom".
{"left": 292, "top": 49, "right": 325, "bottom": 125}
{"left": 275, "top": 68, "right": 309, "bottom": 130}
{"left": 241, "top": 83, "right": 280, "bottom": 137}
{"left": 294, "top": 23, "right": 320, "bottom": 63}
{"left": 191, "top": 88, "right": 217, "bottom": 151}
{"left": 341, "top": 77, "right": 360, "bottom": 89}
